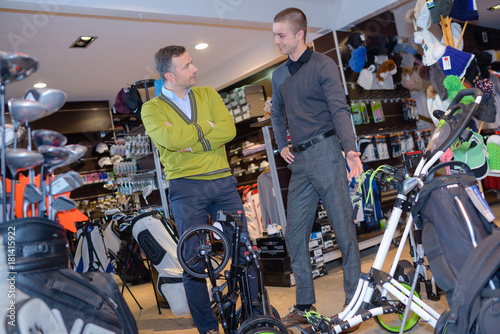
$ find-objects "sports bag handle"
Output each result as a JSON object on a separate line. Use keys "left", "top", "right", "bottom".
{"left": 426, "top": 160, "right": 473, "bottom": 183}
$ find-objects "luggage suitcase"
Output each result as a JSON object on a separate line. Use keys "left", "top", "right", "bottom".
{"left": 131, "top": 211, "right": 189, "bottom": 316}
{"left": 0, "top": 217, "right": 138, "bottom": 334}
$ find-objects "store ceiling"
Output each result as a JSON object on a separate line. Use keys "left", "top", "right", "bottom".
{"left": 0, "top": 0, "right": 499, "bottom": 107}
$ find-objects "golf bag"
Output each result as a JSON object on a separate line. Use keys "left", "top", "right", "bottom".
{"left": 74, "top": 220, "right": 114, "bottom": 275}
{"left": 102, "top": 217, "right": 150, "bottom": 285}
{"left": 435, "top": 232, "right": 500, "bottom": 334}
{"left": 413, "top": 161, "right": 498, "bottom": 301}
{"left": 131, "top": 211, "right": 189, "bottom": 316}
{"left": 0, "top": 217, "right": 138, "bottom": 334}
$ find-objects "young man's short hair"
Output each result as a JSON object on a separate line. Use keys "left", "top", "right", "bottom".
{"left": 155, "top": 45, "right": 186, "bottom": 81}
{"left": 274, "top": 7, "right": 307, "bottom": 41}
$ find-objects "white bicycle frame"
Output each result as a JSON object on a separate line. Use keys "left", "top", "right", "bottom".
{"left": 329, "top": 94, "right": 484, "bottom": 334}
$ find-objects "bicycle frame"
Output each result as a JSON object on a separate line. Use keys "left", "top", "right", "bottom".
{"left": 206, "top": 212, "right": 273, "bottom": 333}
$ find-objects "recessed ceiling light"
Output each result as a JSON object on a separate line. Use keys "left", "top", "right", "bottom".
{"left": 488, "top": 4, "right": 500, "bottom": 10}
{"left": 195, "top": 43, "right": 209, "bottom": 50}
{"left": 33, "top": 82, "right": 47, "bottom": 88}
{"left": 70, "top": 36, "right": 97, "bottom": 48}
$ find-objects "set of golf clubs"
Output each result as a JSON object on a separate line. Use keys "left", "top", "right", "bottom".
{"left": 1, "top": 51, "right": 85, "bottom": 223}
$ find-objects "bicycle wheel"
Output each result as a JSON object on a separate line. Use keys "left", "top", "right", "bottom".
{"left": 177, "top": 225, "right": 230, "bottom": 278}
{"left": 373, "top": 282, "right": 421, "bottom": 333}
{"left": 237, "top": 315, "right": 288, "bottom": 334}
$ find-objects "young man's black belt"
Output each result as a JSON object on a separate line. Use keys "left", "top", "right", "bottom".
{"left": 292, "top": 129, "right": 336, "bottom": 153}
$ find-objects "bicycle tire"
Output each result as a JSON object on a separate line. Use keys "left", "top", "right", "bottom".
{"left": 244, "top": 328, "right": 282, "bottom": 334}
{"left": 271, "top": 305, "right": 280, "bottom": 320}
{"left": 373, "top": 282, "right": 421, "bottom": 333}
{"left": 176, "top": 225, "right": 230, "bottom": 279}
{"left": 237, "top": 315, "right": 288, "bottom": 334}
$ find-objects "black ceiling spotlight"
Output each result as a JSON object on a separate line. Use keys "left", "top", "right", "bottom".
{"left": 488, "top": 4, "right": 500, "bottom": 11}
{"left": 70, "top": 36, "right": 97, "bottom": 48}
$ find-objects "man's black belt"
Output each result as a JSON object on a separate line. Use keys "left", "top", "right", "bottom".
{"left": 292, "top": 129, "right": 336, "bottom": 153}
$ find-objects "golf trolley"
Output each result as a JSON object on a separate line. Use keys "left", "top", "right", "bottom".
{"left": 294, "top": 88, "right": 484, "bottom": 334}
{"left": 176, "top": 210, "right": 288, "bottom": 334}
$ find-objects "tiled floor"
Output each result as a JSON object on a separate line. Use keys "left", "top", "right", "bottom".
{"left": 121, "top": 192, "right": 500, "bottom": 334}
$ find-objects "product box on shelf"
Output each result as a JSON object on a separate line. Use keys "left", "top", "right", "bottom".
{"left": 322, "top": 231, "right": 336, "bottom": 250}
{"left": 258, "top": 257, "right": 291, "bottom": 273}
{"left": 310, "top": 247, "right": 324, "bottom": 266}
{"left": 313, "top": 219, "right": 332, "bottom": 234}
{"left": 312, "top": 264, "right": 328, "bottom": 280}
{"left": 309, "top": 231, "right": 323, "bottom": 251}
{"left": 243, "top": 85, "right": 265, "bottom": 117}
{"left": 262, "top": 272, "right": 296, "bottom": 287}
{"left": 256, "top": 236, "right": 288, "bottom": 258}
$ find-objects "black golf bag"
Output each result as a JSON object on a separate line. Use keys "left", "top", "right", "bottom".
{"left": 102, "top": 216, "right": 150, "bottom": 285}
{"left": 131, "top": 211, "right": 189, "bottom": 317}
{"left": 0, "top": 217, "right": 138, "bottom": 334}
{"left": 412, "top": 161, "right": 500, "bottom": 333}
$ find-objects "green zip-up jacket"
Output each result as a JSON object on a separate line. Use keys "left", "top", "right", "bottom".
{"left": 141, "top": 86, "right": 235, "bottom": 180}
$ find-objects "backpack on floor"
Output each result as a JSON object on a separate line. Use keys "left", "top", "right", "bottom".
{"left": 435, "top": 232, "right": 500, "bottom": 334}
{"left": 131, "top": 211, "right": 189, "bottom": 316}
{"left": 412, "top": 161, "right": 498, "bottom": 301}
{"left": 0, "top": 217, "right": 138, "bottom": 334}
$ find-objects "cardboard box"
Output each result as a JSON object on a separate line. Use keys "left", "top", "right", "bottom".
{"left": 312, "top": 265, "right": 328, "bottom": 280}
{"left": 244, "top": 85, "right": 265, "bottom": 117}
{"left": 313, "top": 220, "right": 332, "bottom": 234}
{"left": 256, "top": 236, "right": 288, "bottom": 258}
{"left": 310, "top": 248, "right": 324, "bottom": 266}
{"left": 258, "top": 257, "right": 291, "bottom": 273}
{"left": 309, "top": 231, "right": 323, "bottom": 251}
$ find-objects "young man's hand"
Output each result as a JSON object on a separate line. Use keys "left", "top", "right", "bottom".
{"left": 346, "top": 151, "right": 363, "bottom": 179}
{"left": 280, "top": 145, "right": 295, "bottom": 164}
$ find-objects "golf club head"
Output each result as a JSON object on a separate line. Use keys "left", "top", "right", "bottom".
{"left": 65, "top": 171, "right": 84, "bottom": 187}
{"left": 32, "top": 129, "right": 67, "bottom": 148}
{"left": 8, "top": 98, "right": 48, "bottom": 124}
{"left": 51, "top": 196, "right": 77, "bottom": 219}
{"left": 24, "top": 88, "right": 67, "bottom": 113}
{"left": 22, "top": 183, "right": 43, "bottom": 217}
{"left": 0, "top": 124, "right": 18, "bottom": 147}
{"left": 50, "top": 174, "right": 77, "bottom": 195}
{"left": 51, "top": 144, "right": 87, "bottom": 171}
{"left": 0, "top": 51, "right": 39, "bottom": 84}
{"left": 142, "top": 185, "right": 153, "bottom": 199}
{"left": 37, "top": 145, "right": 70, "bottom": 167}
{"left": 5, "top": 148, "right": 44, "bottom": 176}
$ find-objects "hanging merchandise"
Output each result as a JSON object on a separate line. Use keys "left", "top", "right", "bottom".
{"left": 357, "top": 135, "right": 377, "bottom": 162}
{"left": 428, "top": 0, "right": 454, "bottom": 25}
{"left": 351, "top": 102, "right": 362, "bottom": 125}
{"left": 349, "top": 46, "right": 367, "bottom": 73}
{"left": 449, "top": 0, "right": 479, "bottom": 22}
{"left": 375, "top": 60, "right": 397, "bottom": 89}
{"left": 413, "top": 130, "right": 426, "bottom": 151}
{"left": 438, "top": 46, "right": 475, "bottom": 79}
{"left": 389, "top": 132, "right": 403, "bottom": 158}
{"left": 451, "top": 131, "right": 489, "bottom": 180}
{"left": 358, "top": 101, "right": 370, "bottom": 124}
{"left": 401, "top": 131, "right": 416, "bottom": 154}
{"left": 375, "top": 135, "right": 390, "bottom": 160}
{"left": 357, "top": 65, "right": 376, "bottom": 90}
{"left": 402, "top": 98, "right": 419, "bottom": 121}
{"left": 370, "top": 100, "right": 385, "bottom": 123}
{"left": 413, "top": 29, "right": 446, "bottom": 66}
